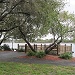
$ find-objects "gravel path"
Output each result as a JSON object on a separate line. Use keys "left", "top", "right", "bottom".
{"left": 0, "top": 51, "right": 25, "bottom": 61}
{"left": 0, "top": 51, "right": 75, "bottom": 66}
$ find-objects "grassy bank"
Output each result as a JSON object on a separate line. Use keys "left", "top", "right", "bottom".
{"left": 0, "top": 62, "right": 75, "bottom": 75}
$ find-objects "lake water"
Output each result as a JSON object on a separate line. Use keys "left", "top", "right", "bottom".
{"left": 1, "top": 43, "right": 75, "bottom": 57}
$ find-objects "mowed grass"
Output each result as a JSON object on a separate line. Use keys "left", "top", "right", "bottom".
{"left": 0, "top": 62, "right": 75, "bottom": 75}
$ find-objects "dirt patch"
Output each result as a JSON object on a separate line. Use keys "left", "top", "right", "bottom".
{"left": 43, "top": 55, "right": 63, "bottom": 60}
{"left": 19, "top": 55, "right": 63, "bottom": 61}
{"left": 19, "top": 55, "right": 75, "bottom": 62}
{"left": 70, "top": 58, "right": 75, "bottom": 62}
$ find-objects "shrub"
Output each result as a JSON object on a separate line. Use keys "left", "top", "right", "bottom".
{"left": 18, "top": 48, "right": 24, "bottom": 52}
{"left": 36, "top": 51, "right": 46, "bottom": 58}
{"left": 27, "top": 51, "right": 35, "bottom": 56}
{"left": 59, "top": 52, "right": 72, "bottom": 59}
{"left": 2, "top": 44, "right": 11, "bottom": 51}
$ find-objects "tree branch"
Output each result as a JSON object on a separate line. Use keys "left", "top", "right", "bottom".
{"left": 0, "top": 26, "right": 18, "bottom": 32}
{"left": 0, "top": 26, "right": 19, "bottom": 45}
{"left": 45, "top": 36, "right": 62, "bottom": 54}
{"left": 0, "top": 0, "right": 24, "bottom": 21}
{"left": 0, "top": 0, "right": 9, "bottom": 3}
{"left": 0, "top": 32, "right": 8, "bottom": 45}
{"left": 10, "top": 12, "right": 30, "bottom": 16}
{"left": 19, "top": 26, "right": 36, "bottom": 52}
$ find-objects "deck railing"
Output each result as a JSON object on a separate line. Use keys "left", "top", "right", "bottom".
{"left": 18, "top": 44, "right": 72, "bottom": 55}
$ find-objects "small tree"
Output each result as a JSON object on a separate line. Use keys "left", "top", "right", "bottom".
{"left": 2, "top": 44, "right": 11, "bottom": 51}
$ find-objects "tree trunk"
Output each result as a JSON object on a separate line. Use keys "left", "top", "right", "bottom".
{"left": 19, "top": 27, "right": 36, "bottom": 52}
{"left": 0, "top": 26, "right": 18, "bottom": 45}
{"left": 0, "top": 32, "right": 7, "bottom": 45}
{"left": 45, "top": 36, "right": 62, "bottom": 54}
{"left": 0, "top": 38, "right": 5, "bottom": 45}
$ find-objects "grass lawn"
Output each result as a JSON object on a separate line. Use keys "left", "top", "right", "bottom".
{"left": 0, "top": 62, "right": 75, "bottom": 75}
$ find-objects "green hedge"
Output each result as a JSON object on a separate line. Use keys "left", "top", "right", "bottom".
{"left": 27, "top": 51, "right": 46, "bottom": 58}
{"left": 18, "top": 48, "right": 24, "bottom": 52}
{"left": 27, "top": 51, "right": 35, "bottom": 56}
{"left": 36, "top": 51, "right": 46, "bottom": 58}
{"left": 59, "top": 52, "right": 72, "bottom": 59}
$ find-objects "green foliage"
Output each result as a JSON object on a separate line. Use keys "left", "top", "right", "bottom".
{"left": 0, "top": 0, "right": 64, "bottom": 42}
{"left": 36, "top": 51, "right": 46, "bottom": 58}
{"left": 2, "top": 44, "right": 11, "bottom": 51}
{"left": 39, "top": 0, "right": 63, "bottom": 36}
{"left": 27, "top": 51, "right": 46, "bottom": 58}
{"left": 18, "top": 48, "right": 24, "bottom": 52}
{"left": 59, "top": 52, "right": 72, "bottom": 59}
{"left": 27, "top": 51, "right": 35, "bottom": 56}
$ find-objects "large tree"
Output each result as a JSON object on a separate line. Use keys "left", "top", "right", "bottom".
{"left": 15, "top": 0, "right": 64, "bottom": 52}
{"left": 44, "top": 10, "right": 75, "bottom": 54}
{"left": 36, "top": 0, "right": 64, "bottom": 54}
{"left": 0, "top": 0, "right": 65, "bottom": 53}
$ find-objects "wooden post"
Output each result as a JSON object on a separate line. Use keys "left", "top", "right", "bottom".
{"left": 35, "top": 44, "right": 37, "bottom": 51}
{"left": 18, "top": 44, "right": 19, "bottom": 50}
{"left": 57, "top": 44, "right": 59, "bottom": 55}
{"left": 65, "top": 44, "right": 66, "bottom": 52}
{"left": 34, "top": 44, "right": 37, "bottom": 51}
{"left": 25, "top": 44, "right": 27, "bottom": 53}
{"left": 41, "top": 44, "right": 42, "bottom": 50}
{"left": 44, "top": 44, "right": 46, "bottom": 50}
{"left": 34, "top": 44, "right": 36, "bottom": 50}
{"left": 71, "top": 44, "right": 72, "bottom": 52}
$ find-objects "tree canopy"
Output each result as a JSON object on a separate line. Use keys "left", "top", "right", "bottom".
{"left": 0, "top": 0, "right": 63, "bottom": 40}
{"left": 1, "top": 0, "right": 73, "bottom": 53}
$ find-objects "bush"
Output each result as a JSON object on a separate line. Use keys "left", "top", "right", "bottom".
{"left": 2, "top": 44, "right": 11, "bottom": 51}
{"left": 27, "top": 51, "right": 46, "bottom": 58}
{"left": 59, "top": 52, "right": 72, "bottom": 59}
{"left": 36, "top": 51, "right": 46, "bottom": 58}
{"left": 27, "top": 51, "right": 35, "bottom": 56}
{"left": 18, "top": 48, "right": 24, "bottom": 52}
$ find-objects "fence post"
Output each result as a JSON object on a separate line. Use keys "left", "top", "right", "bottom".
{"left": 34, "top": 44, "right": 36, "bottom": 50}
{"left": 57, "top": 44, "right": 59, "bottom": 55}
{"left": 65, "top": 44, "right": 66, "bottom": 52}
{"left": 18, "top": 44, "right": 19, "bottom": 50}
{"left": 71, "top": 44, "right": 72, "bottom": 52}
{"left": 35, "top": 44, "right": 37, "bottom": 51}
{"left": 41, "top": 44, "right": 42, "bottom": 50}
{"left": 44, "top": 44, "right": 46, "bottom": 51}
{"left": 34, "top": 44, "right": 37, "bottom": 51}
{"left": 25, "top": 44, "right": 27, "bottom": 53}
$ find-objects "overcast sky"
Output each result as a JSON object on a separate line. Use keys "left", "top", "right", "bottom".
{"left": 64, "top": 0, "right": 75, "bottom": 14}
